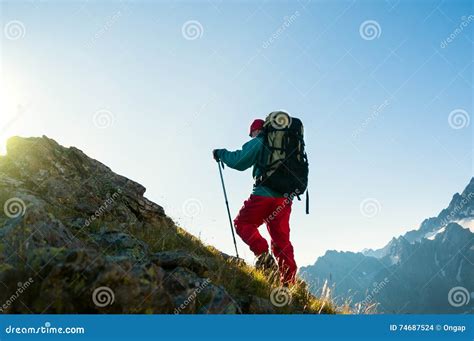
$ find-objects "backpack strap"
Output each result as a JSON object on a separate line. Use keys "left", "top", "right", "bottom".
{"left": 255, "top": 131, "right": 270, "bottom": 187}
{"left": 306, "top": 190, "right": 309, "bottom": 214}
{"left": 295, "top": 191, "right": 309, "bottom": 214}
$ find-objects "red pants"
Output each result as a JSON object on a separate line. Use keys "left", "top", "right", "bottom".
{"left": 234, "top": 195, "right": 297, "bottom": 284}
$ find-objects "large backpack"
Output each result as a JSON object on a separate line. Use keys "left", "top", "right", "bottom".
{"left": 255, "top": 111, "right": 310, "bottom": 213}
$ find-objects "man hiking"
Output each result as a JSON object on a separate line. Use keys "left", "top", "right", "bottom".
{"left": 213, "top": 115, "right": 306, "bottom": 285}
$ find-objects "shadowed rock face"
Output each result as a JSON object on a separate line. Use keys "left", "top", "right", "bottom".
{"left": 0, "top": 136, "right": 244, "bottom": 314}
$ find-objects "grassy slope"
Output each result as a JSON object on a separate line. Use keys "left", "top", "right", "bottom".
{"left": 0, "top": 139, "right": 336, "bottom": 314}
{"left": 126, "top": 216, "right": 336, "bottom": 314}
{"left": 54, "top": 196, "right": 336, "bottom": 314}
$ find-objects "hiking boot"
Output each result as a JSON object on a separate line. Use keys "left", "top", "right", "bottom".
{"left": 255, "top": 252, "right": 277, "bottom": 272}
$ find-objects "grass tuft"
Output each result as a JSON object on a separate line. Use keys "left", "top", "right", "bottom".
{"left": 129, "top": 218, "right": 336, "bottom": 314}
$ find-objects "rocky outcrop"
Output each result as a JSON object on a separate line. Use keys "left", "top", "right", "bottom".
{"left": 0, "top": 136, "right": 330, "bottom": 314}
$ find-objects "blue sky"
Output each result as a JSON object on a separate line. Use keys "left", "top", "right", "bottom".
{"left": 1, "top": 0, "right": 472, "bottom": 266}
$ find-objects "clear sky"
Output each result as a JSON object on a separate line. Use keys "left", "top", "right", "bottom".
{"left": 1, "top": 0, "right": 472, "bottom": 266}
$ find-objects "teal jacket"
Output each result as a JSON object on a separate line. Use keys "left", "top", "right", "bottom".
{"left": 216, "top": 136, "right": 283, "bottom": 198}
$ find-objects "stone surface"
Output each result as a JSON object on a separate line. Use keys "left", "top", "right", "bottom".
{"left": 0, "top": 136, "right": 230, "bottom": 313}
{"left": 0, "top": 136, "right": 300, "bottom": 315}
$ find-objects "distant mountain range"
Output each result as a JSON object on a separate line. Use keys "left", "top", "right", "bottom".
{"left": 300, "top": 178, "right": 474, "bottom": 314}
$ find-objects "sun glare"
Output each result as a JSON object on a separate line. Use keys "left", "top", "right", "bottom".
{"left": 0, "top": 71, "right": 27, "bottom": 155}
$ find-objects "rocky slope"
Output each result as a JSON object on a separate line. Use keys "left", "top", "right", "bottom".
{"left": 0, "top": 136, "right": 332, "bottom": 314}
{"left": 300, "top": 178, "right": 474, "bottom": 314}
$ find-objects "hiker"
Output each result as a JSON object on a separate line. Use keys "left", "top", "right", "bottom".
{"left": 213, "top": 115, "right": 308, "bottom": 285}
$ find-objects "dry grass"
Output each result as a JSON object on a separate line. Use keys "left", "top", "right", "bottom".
{"left": 128, "top": 217, "right": 337, "bottom": 314}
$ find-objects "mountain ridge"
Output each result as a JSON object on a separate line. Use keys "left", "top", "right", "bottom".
{"left": 0, "top": 136, "right": 333, "bottom": 314}
{"left": 300, "top": 177, "right": 474, "bottom": 313}
{"left": 364, "top": 177, "right": 474, "bottom": 257}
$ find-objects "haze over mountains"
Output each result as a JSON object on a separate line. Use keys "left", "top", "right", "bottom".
{"left": 300, "top": 178, "right": 474, "bottom": 314}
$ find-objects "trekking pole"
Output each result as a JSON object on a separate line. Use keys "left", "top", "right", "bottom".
{"left": 217, "top": 161, "right": 240, "bottom": 258}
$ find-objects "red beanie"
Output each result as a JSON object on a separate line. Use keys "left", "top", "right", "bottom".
{"left": 249, "top": 119, "right": 264, "bottom": 136}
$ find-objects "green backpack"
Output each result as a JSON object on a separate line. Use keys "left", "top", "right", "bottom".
{"left": 255, "top": 111, "right": 309, "bottom": 213}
